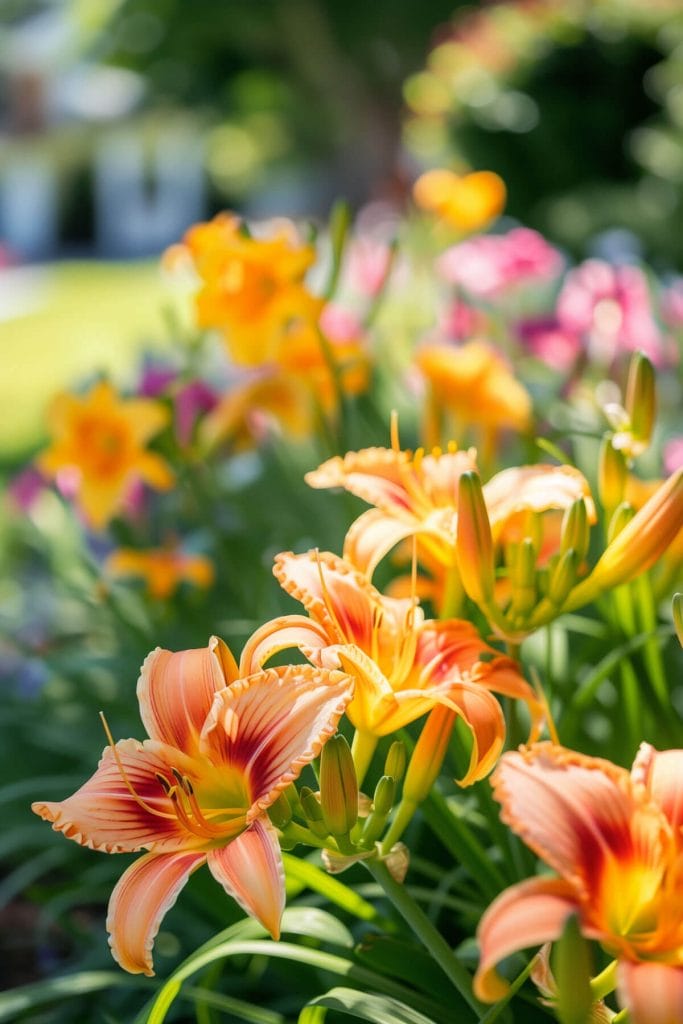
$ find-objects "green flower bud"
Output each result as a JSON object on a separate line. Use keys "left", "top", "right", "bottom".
{"left": 625, "top": 351, "right": 656, "bottom": 448}
{"left": 607, "top": 501, "right": 636, "bottom": 545}
{"left": 673, "top": 593, "right": 683, "bottom": 648}
{"left": 299, "top": 786, "right": 328, "bottom": 839}
{"left": 598, "top": 437, "right": 627, "bottom": 512}
{"left": 548, "top": 548, "right": 580, "bottom": 607}
{"left": 560, "top": 498, "right": 590, "bottom": 562}
{"left": 320, "top": 734, "right": 358, "bottom": 837}
{"left": 457, "top": 472, "right": 495, "bottom": 605}
{"left": 384, "top": 741, "right": 407, "bottom": 783}
{"left": 267, "top": 791, "right": 292, "bottom": 830}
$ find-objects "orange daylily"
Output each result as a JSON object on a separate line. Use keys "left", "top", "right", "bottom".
{"left": 173, "top": 213, "right": 320, "bottom": 366}
{"left": 240, "top": 550, "right": 542, "bottom": 783}
{"left": 475, "top": 742, "right": 683, "bottom": 1024}
{"left": 201, "top": 317, "right": 369, "bottom": 448}
{"left": 32, "top": 636, "right": 352, "bottom": 975}
{"left": 305, "top": 436, "right": 594, "bottom": 579}
{"left": 105, "top": 545, "right": 214, "bottom": 600}
{"left": 413, "top": 169, "right": 506, "bottom": 233}
{"left": 37, "top": 381, "right": 174, "bottom": 530}
{"left": 416, "top": 341, "right": 532, "bottom": 441}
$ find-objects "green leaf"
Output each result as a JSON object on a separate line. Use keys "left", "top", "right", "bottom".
{"left": 301, "top": 986, "right": 438, "bottom": 1024}
{"left": 0, "top": 970, "right": 150, "bottom": 1022}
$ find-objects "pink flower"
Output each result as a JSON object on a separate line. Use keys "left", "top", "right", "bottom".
{"left": 438, "top": 228, "right": 563, "bottom": 298}
{"left": 516, "top": 316, "right": 582, "bottom": 372}
{"left": 7, "top": 466, "right": 46, "bottom": 512}
{"left": 347, "top": 236, "right": 393, "bottom": 297}
{"left": 664, "top": 437, "right": 683, "bottom": 475}
{"left": 661, "top": 278, "right": 683, "bottom": 329}
{"left": 556, "top": 260, "right": 666, "bottom": 366}
{"left": 440, "top": 297, "right": 483, "bottom": 341}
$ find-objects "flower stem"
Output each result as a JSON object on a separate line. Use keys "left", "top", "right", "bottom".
{"left": 590, "top": 959, "right": 617, "bottom": 1001}
{"left": 364, "top": 858, "right": 481, "bottom": 1015}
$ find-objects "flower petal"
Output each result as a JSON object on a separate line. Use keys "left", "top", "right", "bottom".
{"left": 331, "top": 644, "right": 400, "bottom": 734}
{"left": 207, "top": 816, "right": 285, "bottom": 938}
{"left": 617, "top": 961, "right": 683, "bottom": 1024}
{"left": 631, "top": 742, "right": 683, "bottom": 835}
{"left": 305, "top": 447, "right": 414, "bottom": 517}
{"left": 491, "top": 744, "right": 649, "bottom": 898}
{"left": 483, "top": 464, "right": 596, "bottom": 538}
{"left": 107, "top": 849, "right": 206, "bottom": 975}
{"left": 474, "top": 876, "right": 581, "bottom": 1002}
{"left": 344, "top": 508, "right": 421, "bottom": 577}
{"left": 137, "top": 637, "right": 237, "bottom": 751}
{"left": 239, "top": 615, "right": 331, "bottom": 676}
{"left": 199, "top": 664, "right": 353, "bottom": 813}
{"left": 422, "top": 680, "right": 505, "bottom": 784}
{"left": 31, "top": 739, "right": 195, "bottom": 853}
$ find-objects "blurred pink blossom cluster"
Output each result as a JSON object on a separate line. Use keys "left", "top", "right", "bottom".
{"left": 438, "top": 227, "right": 563, "bottom": 297}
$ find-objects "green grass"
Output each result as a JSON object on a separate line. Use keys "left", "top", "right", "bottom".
{"left": 0, "top": 261, "right": 174, "bottom": 460}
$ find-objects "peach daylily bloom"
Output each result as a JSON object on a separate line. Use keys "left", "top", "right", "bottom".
{"left": 32, "top": 637, "right": 352, "bottom": 975}
{"left": 37, "top": 381, "right": 174, "bottom": 530}
{"left": 241, "top": 551, "right": 542, "bottom": 783}
{"left": 413, "top": 169, "right": 506, "bottom": 233}
{"left": 173, "top": 213, "right": 320, "bottom": 366}
{"left": 475, "top": 742, "right": 683, "bottom": 1024}
{"left": 306, "top": 440, "right": 594, "bottom": 578}
{"left": 416, "top": 341, "right": 532, "bottom": 436}
{"left": 105, "top": 545, "right": 214, "bottom": 600}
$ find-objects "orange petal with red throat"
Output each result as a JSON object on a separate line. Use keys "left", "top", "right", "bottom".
{"left": 207, "top": 817, "right": 285, "bottom": 939}
{"left": 491, "top": 744, "right": 658, "bottom": 900}
{"left": 107, "top": 849, "right": 206, "bottom": 975}
{"left": 617, "top": 961, "right": 683, "bottom": 1024}
{"left": 31, "top": 739, "right": 197, "bottom": 853}
{"left": 137, "top": 637, "right": 238, "bottom": 753}
{"left": 474, "top": 876, "right": 581, "bottom": 1002}
{"left": 422, "top": 680, "right": 505, "bottom": 785}
{"left": 199, "top": 664, "right": 353, "bottom": 816}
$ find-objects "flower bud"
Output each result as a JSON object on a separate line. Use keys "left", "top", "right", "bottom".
{"left": 568, "top": 469, "right": 683, "bottom": 609}
{"left": 598, "top": 437, "right": 627, "bottom": 512}
{"left": 384, "top": 741, "right": 407, "bottom": 783}
{"left": 673, "top": 593, "right": 683, "bottom": 648}
{"left": 625, "top": 351, "right": 656, "bottom": 449}
{"left": 548, "top": 549, "right": 579, "bottom": 607}
{"left": 560, "top": 498, "right": 590, "bottom": 563}
{"left": 403, "top": 706, "right": 456, "bottom": 805}
{"left": 267, "top": 791, "right": 292, "bottom": 830}
{"left": 457, "top": 471, "right": 495, "bottom": 605}
{"left": 320, "top": 734, "right": 359, "bottom": 837}
{"left": 299, "top": 786, "right": 328, "bottom": 839}
{"left": 359, "top": 776, "right": 396, "bottom": 848}
{"left": 607, "top": 502, "right": 635, "bottom": 546}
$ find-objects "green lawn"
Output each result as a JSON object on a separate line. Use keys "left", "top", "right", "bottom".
{"left": 0, "top": 261, "right": 174, "bottom": 460}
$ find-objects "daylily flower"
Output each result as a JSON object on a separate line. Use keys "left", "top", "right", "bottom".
{"left": 105, "top": 544, "right": 215, "bottom": 600}
{"left": 437, "top": 228, "right": 563, "bottom": 299}
{"left": 415, "top": 340, "right": 532, "bottom": 442}
{"left": 32, "top": 637, "right": 353, "bottom": 975}
{"left": 474, "top": 742, "right": 683, "bottom": 1024}
{"left": 241, "top": 550, "right": 542, "bottom": 783}
{"left": 169, "top": 213, "right": 321, "bottom": 366}
{"left": 413, "top": 169, "right": 507, "bottom": 233}
{"left": 37, "top": 381, "right": 174, "bottom": 530}
{"left": 305, "top": 435, "right": 593, "bottom": 581}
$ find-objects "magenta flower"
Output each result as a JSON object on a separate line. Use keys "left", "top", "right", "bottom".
{"left": 438, "top": 228, "right": 563, "bottom": 299}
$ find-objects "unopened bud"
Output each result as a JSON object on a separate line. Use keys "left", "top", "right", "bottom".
{"left": 404, "top": 706, "right": 456, "bottom": 804}
{"left": 510, "top": 538, "right": 537, "bottom": 617}
{"left": 320, "top": 734, "right": 358, "bottom": 837}
{"left": 598, "top": 437, "right": 627, "bottom": 512}
{"left": 268, "top": 792, "right": 292, "bottom": 830}
{"left": 548, "top": 548, "right": 579, "bottom": 607}
{"left": 673, "top": 594, "right": 683, "bottom": 648}
{"left": 457, "top": 472, "right": 495, "bottom": 605}
{"left": 625, "top": 351, "right": 656, "bottom": 448}
{"left": 560, "top": 498, "right": 590, "bottom": 562}
{"left": 299, "top": 786, "right": 328, "bottom": 839}
{"left": 607, "top": 502, "right": 635, "bottom": 545}
{"left": 359, "top": 776, "right": 395, "bottom": 848}
{"left": 384, "top": 741, "right": 407, "bottom": 783}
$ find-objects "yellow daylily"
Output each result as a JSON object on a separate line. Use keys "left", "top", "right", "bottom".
{"left": 173, "top": 213, "right": 320, "bottom": 366}
{"left": 33, "top": 637, "right": 352, "bottom": 975}
{"left": 37, "top": 381, "right": 174, "bottom": 530}
{"left": 413, "top": 169, "right": 506, "bottom": 233}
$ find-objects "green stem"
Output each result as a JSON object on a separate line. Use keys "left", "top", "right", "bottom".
{"left": 364, "top": 859, "right": 480, "bottom": 1016}
{"left": 380, "top": 797, "right": 417, "bottom": 855}
{"left": 590, "top": 959, "right": 617, "bottom": 1001}
{"left": 351, "top": 730, "right": 378, "bottom": 788}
